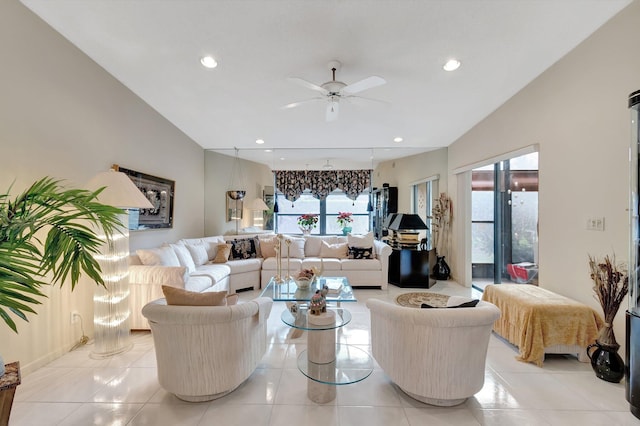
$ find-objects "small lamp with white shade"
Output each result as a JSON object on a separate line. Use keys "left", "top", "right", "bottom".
{"left": 249, "top": 197, "right": 270, "bottom": 229}
{"left": 86, "top": 168, "right": 153, "bottom": 358}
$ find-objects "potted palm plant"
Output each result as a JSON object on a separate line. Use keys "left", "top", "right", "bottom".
{"left": 0, "top": 177, "right": 122, "bottom": 363}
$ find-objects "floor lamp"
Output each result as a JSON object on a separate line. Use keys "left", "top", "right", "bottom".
{"left": 250, "top": 197, "right": 269, "bottom": 229}
{"left": 86, "top": 169, "right": 153, "bottom": 358}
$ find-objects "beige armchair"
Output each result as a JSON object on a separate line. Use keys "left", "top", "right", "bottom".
{"left": 366, "top": 298, "right": 500, "bottom": 406}
{"left": 142, "top": 296, "right": 273, "bottom": 402}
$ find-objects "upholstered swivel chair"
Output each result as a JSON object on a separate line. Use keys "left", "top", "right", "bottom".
{"left": 366, "top": 298, "right": 500, "bottom": 406}
{"left": 142, "top": 296, "right": 273, "bottom": 402}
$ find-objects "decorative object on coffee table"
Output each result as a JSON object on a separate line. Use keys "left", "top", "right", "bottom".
{"left": 309, "top": 290, "right": 327, "bottom": 315}
{"left": 587, "top": 254, "right": 628, "bottom": 383}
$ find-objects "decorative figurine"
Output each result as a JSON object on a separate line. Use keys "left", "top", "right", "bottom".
{"left": 321, "top": 285, "right": 329, "bottom": 298}
{"left": 309, "top": 290, "right": 326, "bottom": 315}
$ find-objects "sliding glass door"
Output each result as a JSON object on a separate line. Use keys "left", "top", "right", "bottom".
{"left": 471, "top": 152, "right": 538, "bottom": 289}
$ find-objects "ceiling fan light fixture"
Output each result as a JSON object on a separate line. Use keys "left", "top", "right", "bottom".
{"left": 443, "top": 58, "right": 461, "bottom": 71}
{"left": 200, "top": 55, "right": 218, "bottom": 69}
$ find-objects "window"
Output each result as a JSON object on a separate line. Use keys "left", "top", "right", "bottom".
{"left": 275, "top": 190, "right": 370, "bottom": 235}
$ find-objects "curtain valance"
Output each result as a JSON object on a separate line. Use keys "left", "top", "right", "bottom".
{"left": 274, "top": 169, "right": 371, "bottom": 203}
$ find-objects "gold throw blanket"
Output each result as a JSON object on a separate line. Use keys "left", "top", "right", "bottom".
{"left": 482, "top": 284, "right": 603, "bottom": 366}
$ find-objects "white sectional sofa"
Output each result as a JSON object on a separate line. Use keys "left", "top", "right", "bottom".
{"left": 128, "top": 233, "right": 391, "bottom": 329}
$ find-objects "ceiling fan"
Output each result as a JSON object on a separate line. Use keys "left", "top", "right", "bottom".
{"left": 284, "top": 60, "right": 387, "bottom": 122}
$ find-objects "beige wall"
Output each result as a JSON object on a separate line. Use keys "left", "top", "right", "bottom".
{"left": 204, "top": 151, "right": 273, "bottom": 235}
{"left": 0, "top": 0, "right": 205, "bottom": 372}
{"left": 447, "top": 1, "right": 640, "bottom": 354}
{"left": 376, "top": 148, "right": 449, "bottom": 213}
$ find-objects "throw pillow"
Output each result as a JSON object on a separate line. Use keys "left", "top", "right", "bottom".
{"left": 258, "top": 235, "right": 278, "bottom": 258}
{"left": 137, "top": 246, "right": 180, "bottom": 267}
{"left": 229, "top": 238, "right": 258, "bottom": 260}
{"left": 421, "top": 299, "right": 479, "bottom": 309}
{"left": 347, "top": 231, "right": 374, "bottom": 248}
{"left": 212, "top": 243, "right": 232, "bottom": 263}
{"left": 185, "top": 243, "right": 209, "bottom": 266}
{"left": 225, "top": 293, "right": 239, "bottom": 306}
{"left": 285, "top": 236, "right": 306, "bottom": 258}
{"left": 162, "top": 285, "right": 228, "bottom": 306}
{"left": 319, "top": 241, "right": 348, "bottom": 259}
{"left": 168, "top": 243, "right": 196, "bottom": 273}
{"left": 348, "top": 246, "right": 374, "bottom": 259}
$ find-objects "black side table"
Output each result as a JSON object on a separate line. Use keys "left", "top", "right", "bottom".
{"left": 388, "top": 248, "right": 436, "bottom": 288}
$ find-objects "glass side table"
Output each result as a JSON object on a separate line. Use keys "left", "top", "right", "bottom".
{"left": 281, "top": 306, "right": 373, "bottom": 403}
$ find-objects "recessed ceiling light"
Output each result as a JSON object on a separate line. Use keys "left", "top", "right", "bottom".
{"left": 393, "top": 137, "right": 403, "bottom": 143}
{"left": 200, "top": 56, "right": 218, "bottom": 69}
{"left": 280, "top": 157, "right": 285, "bottom": 161}
{"left": 443, "top": 58, "right": 461, "bottom": 71}
{"left": 264, "top": 149, "right": 272, "bottom": 153}
{"left": 255, "top": 139, "right": 265, "bottom": 145}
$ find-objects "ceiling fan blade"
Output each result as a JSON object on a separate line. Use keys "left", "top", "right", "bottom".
{"left": 282, "top": 97, "right": 323, "bottom": 109}
{"left": 342, "top": 76, "right": 386, "bottom": 95}
{"left": 344, "top": 95, "right": 391, "bottom": 107}
{"left": 326, "top": 101, "right": 339, "bottom": 122}
{"left": 288, "top": 77, "right": 329, "bottom": 95}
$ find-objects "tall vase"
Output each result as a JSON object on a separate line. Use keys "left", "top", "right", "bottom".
{"left": 587, "top": 340, "right": 625, "bottom": 383}
{"left": 299, "top": 225, "right": 312, "bottom": 236}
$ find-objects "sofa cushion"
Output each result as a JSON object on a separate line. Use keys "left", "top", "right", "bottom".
{"left": 137, "top": 246, "right": 181, "bottom": 267}
{"left": 162, "top": 285, "right": 227, "bottom": 306}
{"left": 284, "top": 236, "right": 306, "bottom": 258}
{"left": 341, "top": 258, "right": 381, "bottom": 271}
{"left": 347, "top": 231, "right": 374, "bottom": 247}
{"left": 304, "top": 236, "right": 325, "bottom": 257}
{"left": 226, "top": 258, "right": 262, "bottom": 274}
{"left": 192, "top": 263, "right": 232, "bottom": 284}
{"left": 185, "top": 243, "right": 210, "bottom": 266}
{"left": 258, "top": 235, "right": 278, "bottom": 258}
{"left": 168, "top": 243, "right": 196, "bottom": 273}
{"left": 320, "top": 241, "right": 348, "bottom": 259}
{"left": 180, "top": 236, "right": 225, "bottom": 259}
{"left": 229, "top": 237, "right": 260, "bottom": 259}
{"left": 301, "top": 257, "right": 342, "bottom": 271}
{"left": 261, "top": 257, "right": 303, "bottom": 271}
{"left": 212, "top": 243, "right": 232, "bottom": 263}
{"left": 184, "top": 275, "right": 214, "bottom": 293}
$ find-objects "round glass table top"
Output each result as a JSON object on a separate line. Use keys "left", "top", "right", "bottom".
{"left": 281, "top": 307, "right": 351, "bottom": 331}
{"left": 297, "top": 344, "right": 374, "bottom": 385}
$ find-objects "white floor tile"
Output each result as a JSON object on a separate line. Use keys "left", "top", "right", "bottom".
{"left": 56, "top": 402, "right": 143, "bottom": 426}
{"left": 10, "top": 284, "right": 638, "bottom": 425}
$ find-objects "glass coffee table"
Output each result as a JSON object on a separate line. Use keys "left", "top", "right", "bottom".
{"left": 260, "top": 276, "right": 373, "bottom": 403}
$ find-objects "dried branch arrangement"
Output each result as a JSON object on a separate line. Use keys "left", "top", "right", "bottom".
{"left": 588, "top": 254, "right": 629, "bottom": 347}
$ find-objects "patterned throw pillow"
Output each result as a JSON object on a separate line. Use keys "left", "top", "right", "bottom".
{"left": 229, "top": 238, "right": 258, "bottom": 260}
{"left": 348, "top": 246, "right": 374, "bottom": 259}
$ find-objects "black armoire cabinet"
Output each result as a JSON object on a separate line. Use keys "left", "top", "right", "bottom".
{"left": 372, "top": 185, "right": 397, "bottom": 239}
{"left": 627, "top": 89, "right": 640, "bottom": 419}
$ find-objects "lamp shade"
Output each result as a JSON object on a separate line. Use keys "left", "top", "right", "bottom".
{"left": 87, "top": 170, "right": 153, "bottom": 209}
{"left": 250, "top": 197, "right": 269, "bottom": 211}
{"left": 389, "top": 213, "right": 428, "bottom": 231}
{"left": 383, "top": 213, "right": 399, "bottom": 229}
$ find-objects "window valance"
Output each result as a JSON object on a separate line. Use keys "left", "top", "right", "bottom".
{"left": 274, "top": 169, "right": 371, "bottom": 203}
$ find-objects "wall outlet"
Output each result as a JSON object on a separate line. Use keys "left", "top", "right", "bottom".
{"left": 586, "top": 217, "right": 605, "bottom": 231}
{"left": 70, "top": 311, "right": 80, "bottom": 324}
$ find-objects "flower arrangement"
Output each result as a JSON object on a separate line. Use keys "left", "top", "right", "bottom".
{"left": 336, "top": 212, "right": 353, "bottom": 228}
{"left": 588, "top": 254, "right": 629, "bottom": 348}
{"left": 297, "top": 214, "right": 318, "bottom": 230}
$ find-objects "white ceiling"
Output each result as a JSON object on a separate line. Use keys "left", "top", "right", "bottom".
{"left": 21, "top": 0, "right": 631, "bottom": 170}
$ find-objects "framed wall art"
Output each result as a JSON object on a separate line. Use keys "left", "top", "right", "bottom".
{"left": 114, "top": 165, "right": 175, "bottom": 230}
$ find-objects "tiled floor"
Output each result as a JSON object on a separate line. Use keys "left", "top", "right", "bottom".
{"left": 10, "top": 281, "right": 637, "bottom": 425}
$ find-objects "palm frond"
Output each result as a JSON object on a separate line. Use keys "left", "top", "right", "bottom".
{"left": 0, "top": 177, "right": 124, "bottom": 332}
